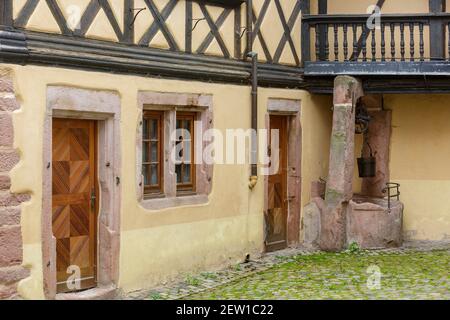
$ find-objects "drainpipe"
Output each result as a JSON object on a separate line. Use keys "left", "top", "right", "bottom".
{"left": 248, "top": 51, "right": 258, "bottom": 190}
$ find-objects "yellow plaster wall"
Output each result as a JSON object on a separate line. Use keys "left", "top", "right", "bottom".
{"left": 384, "top": 94, "right": 450, "bottom": 241}
{"left": 6, "top": 64, "right": 332, "bottom": 299}
{"left": 312, "top": 0, "right": 429, "bottom": 14}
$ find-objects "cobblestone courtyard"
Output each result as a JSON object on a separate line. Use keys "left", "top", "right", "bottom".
{"left": 126, "top": 246, "right": 450, "bottom": 300}
{"left": 186, "top": 250, "right": 450, "bottom": 300}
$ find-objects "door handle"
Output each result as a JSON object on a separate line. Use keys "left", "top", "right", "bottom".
{"left": 284, "top": 196, "right": 296, "bottom": 203}
{"left": 90, "top": 189, "right": 96, "bottom": 210}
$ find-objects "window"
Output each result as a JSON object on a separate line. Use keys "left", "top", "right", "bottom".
{"left": 176, "top": 113, "right": 196, "bottom": 193}
{"left": 138, "top": 92, "right": 213, "bottom": 208}
{"left": 141, "top": 110, "right": 198, "bottom": 198}
{"left": 142, "top": 111, "right": 163, "bottom": 196}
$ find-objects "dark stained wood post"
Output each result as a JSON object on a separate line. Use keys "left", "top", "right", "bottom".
{"left": 0, "top": 0, "right": 13, "bottom": 27}
{"left": 234, "top": 4, "right": 242, "bottom": 59}
{"left": 124, "top": 0, "right": 135, "bottom": 44}
{"left": 318, "top": 0, "right": 327, "bottom": 61}
{"left": 185, "top": 0, "right": 193, "bottom": 53}
{"left": 429, "top": 0, "right": 446, "bottom": 60}
{"left": 301, "top": 0, "right": 311, "bottom": 65}
{"left": 245, "top": 0, "right": 253, "bottom": 56}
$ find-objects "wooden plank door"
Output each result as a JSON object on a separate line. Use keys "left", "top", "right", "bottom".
{"left": 52, "top": 119, "right": 97, "bottom": 293}
{"left": 265, "top": 115, "right": 288, "bottom": 252}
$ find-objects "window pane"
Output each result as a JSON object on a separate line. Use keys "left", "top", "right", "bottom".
{"left": 150, "top": 164, "right": 158, "bottom": 185}
{"left": 183, "top": 164, "right": 191, "bottom": 183}
{"left": 142, "top": 164, "right": 150, "bottom": 185}
{"left": 176, "top": 164, "right": 182, "bottom": 183}
{"left": 151, "top": 142, "right": 158, "bottom": 162}
{"left": 175, "top": 141, "right": 183, "bottom": 162}
{"left": 143, "top": 119, "right": 149, "bottom": 139}
{"left": 184, "top": 141, "right": 191, "bottom": 162}
{"left": 143, "top": 142, "right": 149, "bottom": 163}
{"left": 183, "top": 120, "right": 191, "bottom": 131}
{"left": 150, "top": 119, "right": 158, "bottom": 139}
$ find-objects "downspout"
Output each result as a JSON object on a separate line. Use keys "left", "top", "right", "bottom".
{"left": 246, "top": 0, "right": 258, "bottom": 190}
{"left": 248, "top": 51, "right": 258, "bottom": 190}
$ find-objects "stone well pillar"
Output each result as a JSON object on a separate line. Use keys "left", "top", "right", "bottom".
{"left": 320, "top": 76, "right": 363, "bottom": 251}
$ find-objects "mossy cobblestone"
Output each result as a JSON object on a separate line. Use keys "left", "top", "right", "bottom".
{"left": 121, "top": 244, "right": 449, "bottom": 300}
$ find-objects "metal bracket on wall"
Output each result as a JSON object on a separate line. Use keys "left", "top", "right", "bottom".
{"left": 129, "top": 8, "right": 147, "bottom": 27}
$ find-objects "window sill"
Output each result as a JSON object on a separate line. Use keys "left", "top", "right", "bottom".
{"left": 140, "top": 194, "right": 209, "bottom": 211}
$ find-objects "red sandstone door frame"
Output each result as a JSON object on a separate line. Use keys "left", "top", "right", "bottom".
{"left": 43, "top": 86, "right": 121, "bottom": 299}
{"left": 264, "top": 99, "right": 302, "bottom": 251}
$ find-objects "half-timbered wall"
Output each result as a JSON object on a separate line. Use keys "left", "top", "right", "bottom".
{"left": 8, "top": 0, "right": 302, "bottom": 66}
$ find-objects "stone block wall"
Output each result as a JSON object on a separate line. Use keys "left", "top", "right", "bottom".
{"left": 0, "top": 68, "right": 30, "bottom": 300}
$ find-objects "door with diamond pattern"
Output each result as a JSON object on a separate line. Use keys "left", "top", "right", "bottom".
{"left": 52, "top": 119, "right": 97, "bottom": 293}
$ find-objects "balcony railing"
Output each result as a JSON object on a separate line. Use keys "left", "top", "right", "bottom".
{"left": 302, "top": 13, "right": 450, "bottom": 76}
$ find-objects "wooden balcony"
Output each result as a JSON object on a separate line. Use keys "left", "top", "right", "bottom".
{"left": 302, "top": 13, "right": 450, "bottom": 93}
{"left": 303, "top": 13, "right": 450, "bottom": 74}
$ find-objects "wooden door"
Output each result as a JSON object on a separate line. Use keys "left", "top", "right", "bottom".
{"left": 52, "top": 119, "right": 97, "bottom": 293}
{"left": 265, "top": 116, "right": 288, "bottom": 252}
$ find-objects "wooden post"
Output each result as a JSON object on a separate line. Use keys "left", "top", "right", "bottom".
{"left": 318, "top": 0, "right": 328, "bottom": 61}
{"left": 301, "top": 0, "right": 311, "bottom": 65}
{"left": 0, "top": 0, "right": 13, "bottom": 27}
{"left": 185, "top": 0, "right": 193, "bottom": 53}
{"left": 123, "top": 0, "right": 135, "bottom": 44}
{"left": 245, "top": 0, "right": 253, "bottom": 56}
{"left": 429, "top": 0, "right": 446, "bottom": 60}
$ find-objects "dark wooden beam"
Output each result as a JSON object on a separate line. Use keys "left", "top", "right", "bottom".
{"left": 429, "top": 0, "right": 446, "bottom": 60}
{"left": 45, "top": 0, "right": 72, "bottom": 35}
{"left": 185, "top": 0, "right": 193, "bottom": 53}
{"left": 0, "top": 0, "right": 13, "bottom": 27}
{"left": 0, "top": 29, "right": 305, "bottom": 89}
{"left": 301, "top": 0, "right": 311, "bottom": 65}
{"left": 250, "top": 1, "right": 273, "bottom": 62}
{"left": 142, "top": 0, "right": 179, "bottom": 50}
{"left": 197, "top": 6, "right": 232, "bottom": 57}
{"left": 234, "top": 4, "right": 242, "bottom": 59}
{"left": 74, "top": 0, "right": 101, "bottom": 37}
{"left": 14, "top": 0, "right": 39, "bottom": 28}
{"left": 123, "top": 0, "right": 135, "bottom": 44}
{"left": 245, "top": 0, "right": 253, "bottom": 56}
{"left": 273, "top": 0, "right": 301, "bottom": 65}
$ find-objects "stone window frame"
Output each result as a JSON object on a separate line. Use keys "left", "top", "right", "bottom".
{"left": 137, "top": 92, "right": 213, "bottom": 211}
{"left": 265, "top": 98, "right": 302, "bottom": 246}
{"left": 43, "top": 86, "right": 121, "bottom": 300}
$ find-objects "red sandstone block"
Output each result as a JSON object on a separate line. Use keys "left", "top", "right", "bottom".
{"left": 0, "top": 175, "right": 11, "bottom": 191}
{"left": 0, "top": 284, "right": 17, "bottom": 300}
{"left": 0, "top": 150, "right": 19, "bottom": 172}
{"left": 0, "top": 97, "right": 19, "bottom": 112}
{"left": 0, "top": 225, "right": 23, "bottom": 268}
{"left": 0, "top": 113, "right": 13, "bottom": 147}
{"left": 0, "top": 77, "right": 13, "bottom": 93}
{"left": 0, "top": 265, "right": 29, "bottom": 285}
{"left": 0, "top": 193, "right": 30, "bottom": 207}
{"left": 0, "top": 207, "right": 21, "bottom": 226}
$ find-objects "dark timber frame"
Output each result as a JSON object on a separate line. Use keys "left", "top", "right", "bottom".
{"left": 3, "top": 1, "right": 450, "bottom": 93}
